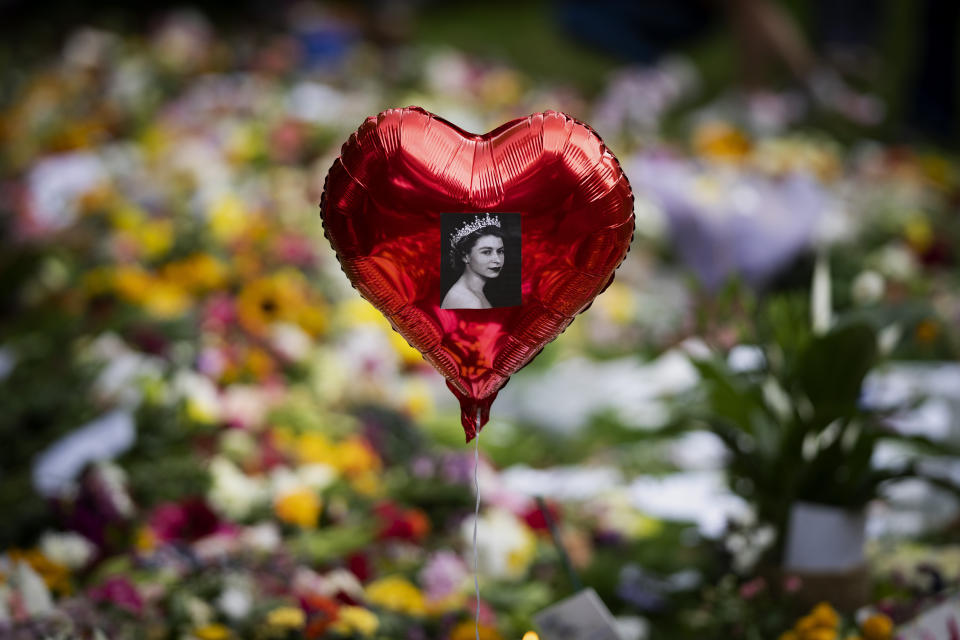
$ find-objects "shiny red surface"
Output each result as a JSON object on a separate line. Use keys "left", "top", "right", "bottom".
{"left": 320, "top": 107, "right": 634, "bottom": 441}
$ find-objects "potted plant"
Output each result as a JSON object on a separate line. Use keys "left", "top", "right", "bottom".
{"left": 686, "top": 293, "right": 959, "bottom": 609}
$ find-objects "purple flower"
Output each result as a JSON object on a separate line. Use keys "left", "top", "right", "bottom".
{"left": 616, "top": 565, "right": 670, "bottom": 613}
{"left": 440, "top": 452, "right": 475, "bottom": 486}
{"left": 630, "top": 153, "right": 831, "bottom": 291}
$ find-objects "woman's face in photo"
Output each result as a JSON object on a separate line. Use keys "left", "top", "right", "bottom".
{"left": 464, "top": 234, "right": 504, "bottom": 278}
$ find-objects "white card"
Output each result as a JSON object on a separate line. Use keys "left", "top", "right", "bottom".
{"left": 895, "top": 597, "right": 960, "bottom": 640}
{"left": 533, "top": 588, "right": 622, "bottom": 640}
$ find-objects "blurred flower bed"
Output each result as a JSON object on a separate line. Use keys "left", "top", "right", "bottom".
{"left": 2, "top": 7, "right": 960, "bottom": 640}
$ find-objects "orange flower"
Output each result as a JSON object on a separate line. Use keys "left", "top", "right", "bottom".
{"left": 449, "top": 620, "right": 502, "bottom": 640}
{"left": 861, "top": 613, "right": 894, "bottom": 640}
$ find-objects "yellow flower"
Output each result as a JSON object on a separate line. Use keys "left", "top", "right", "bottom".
{"left": 296, "top": 432, "right": 337, "bottom": 465}
{"left": 141, "top": 278, "right": 192, "bottom": 319}
{"left": 350, "top": 470, "right": 383, "bottom": 497}
{"left": 365, "top": 576, "right": 426, "bottom": 616}
{"left": 333, "top": 436, "right": 382, "bottom": 476}
{"left": 400, "top": 379, "right": 435, "bottom": 418}
{"left": 335, "top": 299, "right": 412, "bottom": 360}
{"left": 449, "top": 620, "right": 502, "bottom": 640}
{"left": 804, "top": 629, "right": 839, "bottom": 640}
{"left": 809, "top": 602, "right": 840, "bottom": 629}
{"left": 113, "top": 265, "right": 153, "bottom": 303}
{"left": 162, "top": 253, "right": 227, "bottom": 292}
{"left": 595, "top": 282, "right": 636, "bottom": 325}
{"left": 424, "top": 592, "right": 466, "bottom": 616}
{"left": 236, "top": 271, "right": 316, "bottom": 336}
{"left": 6, "top": 549, "right": 71, "bottom": 595}
{"left": 244, "top": 346, "right": 275, "bottom": 381}
{"left": 330, "top": 606, "right": 379, "bottom": 636}
{"left": 225, "top": 124, "right": 261, "bottom": 165}
{"left": 507, "top": 531, "right": 537, "bottom": 575}
{"left": 795, "top": 615, "right": 819, "bottom": 633}
{"left": 693, "top": 121, "right": 751, "bottom": 162}
{"left": 274, "top": 488, "right": 322, "bottom": 528}
{"left": 904, "top": 216, "right": 933, "bottom": 254}
{"left": 209, "top": 194, "right": 250, "bottom": 243}
{"left": 134, "top": 526, "right": 157, "bottom": 553}
{"left": 779, "top": 632, "right": 799, "bottom": 640}
{"left": 861, "top": 613, "right": 894, "bottom": 640}
{"left": 522, "top": 633, "right": 540, "bottom": 640}
{"left": 266, "top": 606, "right": 305, "bottom": 629}
{"left": 110, "top": 265, "right": 192, "bottom": 318}
{"left": 192, "top": 623, "right": 232, "bottom": 640}
{"left": 137, "top": 219, "right": 174, "bottom": 259}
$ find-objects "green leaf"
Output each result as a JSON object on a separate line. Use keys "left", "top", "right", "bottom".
{"left": 794, "top": 322, "right": 878, "bottom": 425}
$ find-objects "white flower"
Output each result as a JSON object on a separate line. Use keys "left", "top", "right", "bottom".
{"left": 851, "top": 270, "right": 885, "bottom": 306}
{"left": 218, "top": 584, "right": 252, "bottom": 621}
{"left": 172, "top": 369, "right": 220, "bottom": 423}
{"left": 297, "top": 464, "right": 338, "bottom": 492}
{"left": 460, "top": 508, "right": 536, "bottom": 580}
{"left": 268, "top": 465, "right": 303, "bottom": 498}
{"left": 207, "top": 456, "right": 267, "bottom": 520}
{"left": 26, "top": 151, "right": 108, "bottom": 232}
{"left": 269, "top": 322, "right": 312, "bottom": 362}
{"left": 323, "top": 569, "right": 364, "bottom": 599}
{"left": 88, "top": 333, "right": 164, "bottom": 408}
{"left": 185, "top": 595, "right": 214, "bottom": 626}
{"left": 872, "top": 244, "right": 917, "bottom": 281}
{"left": 218, "top": 429, "right": 256, "bottom": 462}
{"left": 615, "top": 616, "right": 650, "bottom": 640}
{"left": 13, "top": 560, "right": 54, "bottom": 617}
{"left": 94, "top": 461, "right": 135, "bottom": 517}
{"left": 39, "top": 532, "right": 96, "bottom": 570}
{"left": 241, "top": 523, "right": 281, "bottom": 553}
{"left": 221, "top": 385, "right": 271, "bottom": 430}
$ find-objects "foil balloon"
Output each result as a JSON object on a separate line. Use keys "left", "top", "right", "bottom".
{"left": 320, "top": 107, "right": 634, "bottom": 441}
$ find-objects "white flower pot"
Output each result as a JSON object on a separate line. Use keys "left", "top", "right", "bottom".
{"left": 783, "top": 501, "right": 866, "bottom": 572}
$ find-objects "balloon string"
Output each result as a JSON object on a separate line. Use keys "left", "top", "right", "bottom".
{"left": 474, "top": 409, "right": 481, "bottom": 640}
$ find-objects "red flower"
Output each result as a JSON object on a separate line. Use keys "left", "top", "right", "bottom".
{"left": 303, "top": 594, "right": 340, "bottom": 638}
{"left": 374, "top": 502, "right": 431, "bottom": 542}
{"left": 88, "top": 576, "right": 144, "bottom": 616}
{"left": 347, "top": 552, "right": 372, "bottom": 582}
{"left": 522, "top": 500, "right": 561, "bottom": 533}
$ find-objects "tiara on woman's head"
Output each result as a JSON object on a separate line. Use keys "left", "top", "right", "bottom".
{"left": 450, "top": 213, "right": 501, "bottom": 249}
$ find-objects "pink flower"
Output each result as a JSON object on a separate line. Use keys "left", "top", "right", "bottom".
{"left": 419, "top": 551, "right": 468, "bottom": 602}
{"left": 202, "top": 294, "right": 236, "bottom": 333}
{"left": 738, "top": 576, "right": 766, "bottom": 600}
{"left": 272, "top": 233, "right": 316, "bottom": 267}
{"left": 89, "top": 576, "right": 144, "bottom": 615}
{"left": 783, "top": 575, "right": 803, "bottom": 593}
{"left": 147, "top": 497, "right": 220, "bottom": 542}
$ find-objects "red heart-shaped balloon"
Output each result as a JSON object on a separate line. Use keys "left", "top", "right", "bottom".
{"left": 320, "top": 107, "right": 634, "bottom": 441}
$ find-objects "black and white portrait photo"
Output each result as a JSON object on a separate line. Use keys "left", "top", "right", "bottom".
{"left": 440, "top": 212, "right": 521, "bottom": 309}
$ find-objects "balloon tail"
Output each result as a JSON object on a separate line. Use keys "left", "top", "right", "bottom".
{"left": 446, "top": 382, "right": 498, "bottom": 442}
{"left": 473, "top": 409, "right": 481, "bottom": 640}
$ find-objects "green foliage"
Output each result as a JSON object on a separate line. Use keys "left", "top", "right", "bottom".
{"left": 688, "top": 294, "right": 960, "bottom": 563}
